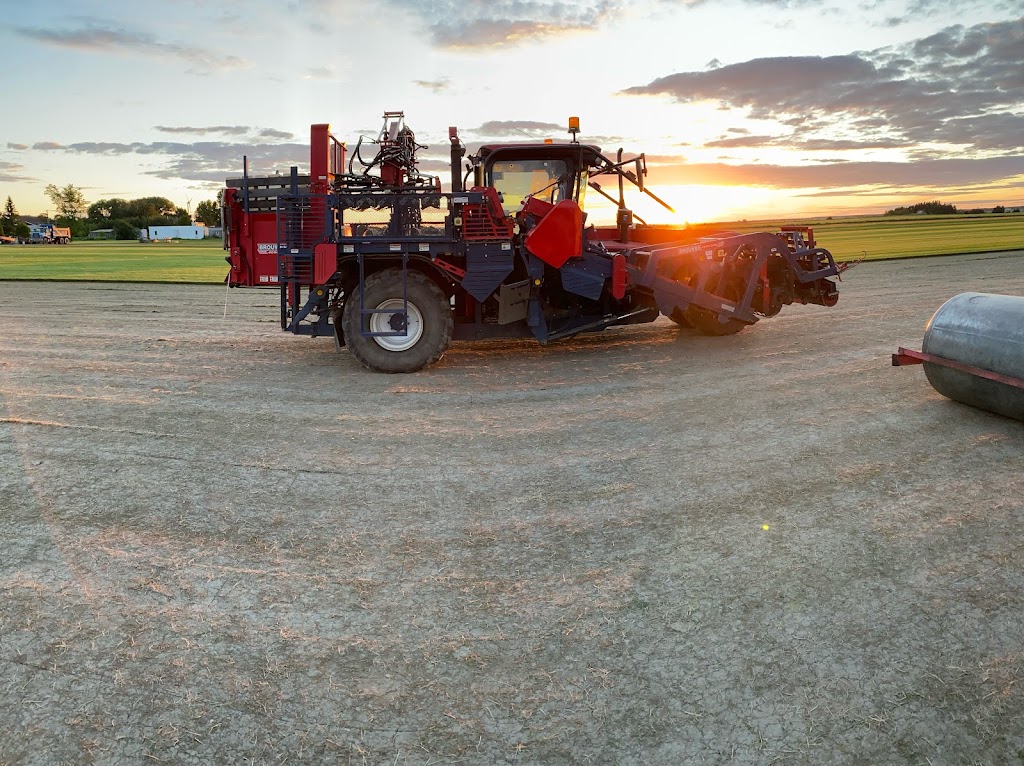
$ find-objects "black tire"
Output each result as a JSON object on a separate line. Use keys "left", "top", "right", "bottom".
{"left": 683, "top": 282, "right": 746, "bottom": 336}
{"left": 662, "top": 266, "right": 693, "bottom": 328}
{"left": 667, "top": 307, "right": 692, "bottom": 328}
{"left": 683, "top": 306, "right": 746, "bottom": 336}
{"left": 341, "top": 268, "right": 453, "bottom": 373}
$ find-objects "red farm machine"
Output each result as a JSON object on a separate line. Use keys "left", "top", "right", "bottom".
{"left": 223, "top": 112, "right": 843, "bottom": 372}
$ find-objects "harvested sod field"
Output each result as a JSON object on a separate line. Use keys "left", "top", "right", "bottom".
{"left": 1, "top": 251, "right": 1023, "bottom": 764}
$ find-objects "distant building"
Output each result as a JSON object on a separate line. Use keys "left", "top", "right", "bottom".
{"left": 88, "top": 229, "right": 115, "bottom": 239}
{"left": 148, "top": 225, "right": 206, "bottom": 240}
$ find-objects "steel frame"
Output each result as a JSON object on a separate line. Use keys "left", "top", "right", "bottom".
{"left": 891, "top": 347, "right": 1024, "bottom": 390}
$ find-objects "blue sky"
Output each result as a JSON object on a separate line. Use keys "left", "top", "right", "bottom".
{"left": 1, "top": 0, "right": 1021, "bottom": 222}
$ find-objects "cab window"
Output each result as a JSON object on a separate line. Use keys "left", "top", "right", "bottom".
{"left": 489, "top": 159, "right": 568, "bottom": 214}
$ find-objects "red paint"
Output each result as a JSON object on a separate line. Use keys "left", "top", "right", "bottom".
{"left": 225, "top": 188, "right": 281, "bottom": 287}
{"left": 433, "top": 258, "right": 467, "bottom": 279}
{"left": 524, "top": 199, "right": 583, "bottom": 268}
{"left": 462, "top": 186, "right": 514, "bottom": 241}
{"left": 611, "top": 253, "right": 627, "bottom": 299}
{"left": 892, "top": 347, "right": 1024, "bottom": 389}
{"left": 314, "top": 242, "right": 337, "bottom": 285}
{"left": 310, "top": 124, "right": 343, "bottom": 194}
{"left": 522, "top": 197, "right": 555, "bottom": 219}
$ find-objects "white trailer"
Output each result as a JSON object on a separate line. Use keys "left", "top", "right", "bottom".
{"left": 147, "top": 226, "right": 206, "bottom": 240}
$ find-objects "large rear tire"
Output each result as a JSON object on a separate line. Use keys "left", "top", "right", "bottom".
{"left": 684, "top": 306, "right": 745, "bottom": 336}
{"left": 667, "top": 307, "right": 692, "bottom": 328}
{"left": 683, "top": 282, "right": 746, "bottom": 336}
{"left": 663, "top": 266, "right": 693, "bottom": 328}
{"left": 341, "top": 268, "right": 453, "bottom": 373}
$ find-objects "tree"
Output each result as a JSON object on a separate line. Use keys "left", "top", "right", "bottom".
{"left": 113, "top": 220, "right": 138, "bottom": 240}
{"left": 1, "top": 196, "right": 18, "bottom": 236}
{"left": 128, "top": 197, "right": 178, "bottom": 222}
{"left": 195, "top": 199, "right": 220, "bottom": 227}
{"left": 14, "top": 221, "right": 30, "bottom": 240}
{"left": 88, "top": 198, "right": 132, "bottom": 222}
{"left": 884, "top": 200, "right": 958, "bottom": 216}
{"left": 44, "top": 183, "right": 88, "bottom": 220}
{"left": 992, "top": 205, "right": 1006, "bottom": 213}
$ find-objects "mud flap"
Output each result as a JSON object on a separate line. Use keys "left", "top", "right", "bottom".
{"left": 332, "top": 308, "right": 346, "bottom": 349}
{"left": 498, "top": 280, "right": 530, "bottom": 325}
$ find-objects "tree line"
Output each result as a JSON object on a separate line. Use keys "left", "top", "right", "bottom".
{"left": 1, "top": 184, "right": 221, "bottom": 241}
{"left": 884, "top": 200, "right": 1019, "bottom": 216}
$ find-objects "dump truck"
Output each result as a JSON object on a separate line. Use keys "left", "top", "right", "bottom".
{"left": 28, "top": 223, "right": 71, "bottom": 244}
{"left": 223, "top": 112, "right": 843, "bottom": 372}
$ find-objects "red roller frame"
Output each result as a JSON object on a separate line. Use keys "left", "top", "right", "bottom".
{"left": 892, "top": 347, "right": 1024, "bottom": 390}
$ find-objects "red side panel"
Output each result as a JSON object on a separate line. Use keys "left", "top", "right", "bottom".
{"left": 310, "top": 124, "right": 342, "bottom": 195}
{"left": 314, "top": 242, "right": 337, "bottom": 285}
{"left": 225, "top": 187, "right": 280, "bottom": 287}
{"left": 522, "top": 197, "right": 555, "bottom": 219}
{"left": 524, "top": 200, "right": 583, "bottom": 268}
{"left": 611, "top": 253, "right": 627, "bottom": 299}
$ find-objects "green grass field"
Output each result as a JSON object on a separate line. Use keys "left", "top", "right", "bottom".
{"left": 0, "top": 239, "right": 228, "bottom": 283}
{"left": 0, "top": 215, "right": 1020, "bottom": 283}
{"left": 720, "top": 213, "right": 1024, "bottom": 261}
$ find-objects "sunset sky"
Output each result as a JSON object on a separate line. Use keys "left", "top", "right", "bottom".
{"left": 1, "top": 0, "right": 1021, "bottom": 224}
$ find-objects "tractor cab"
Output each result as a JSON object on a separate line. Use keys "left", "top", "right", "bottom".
{"left": 468, "top": 126, "right": 673, "bottom": 244}
{"left": 472, "top": 143, "right": 603, "bottom": 215}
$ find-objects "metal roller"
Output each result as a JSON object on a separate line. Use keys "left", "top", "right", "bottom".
{"left": 915, "top": 292, "right": 1024, "bottom": 420}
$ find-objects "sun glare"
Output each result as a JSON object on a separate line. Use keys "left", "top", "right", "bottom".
{"left": 584, "top": 183, "right": 781, "bottom": 225}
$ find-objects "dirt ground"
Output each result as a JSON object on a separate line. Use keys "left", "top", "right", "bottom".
{"left": 2, "top": 251, "right": 1023, "bottom": 765}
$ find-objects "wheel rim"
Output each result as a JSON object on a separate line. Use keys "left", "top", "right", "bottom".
{"left": 369, "top": 298, "right": 423, "bottom": 352}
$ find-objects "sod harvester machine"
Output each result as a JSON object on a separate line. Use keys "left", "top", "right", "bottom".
{"left": 223, "top": 113, "right": 843, "bottom": 372}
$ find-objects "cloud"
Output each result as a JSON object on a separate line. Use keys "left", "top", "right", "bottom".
{"left": 704, "top": 135, "right": 778, "bottom": 148}
{"left": 259, "top": 129, "right": 295, "bottom": 140}
{"left": 623, "top": 54, "right": 881, "bottom": 108}
{"left": 17, "top": 24, "right": 248, "bottom": 74}
{"left": 0, "top": 161, "right": 33, "bottom": 183}
{"left": 467, "top": 120, "right": 623, "bottom": 146}
{"left": 472, "top": 120, "right": 566, "bottom": 138}
{"left": 704, "top": 135, "right": 910, "bottom": 149}
{"left": 794, "top": 138, "right": 910, "bottom": 151}
{"left": 884, "top": 0, "right": 1006, "bottom": 25}
{"left": 6, "top": 143, "right": 29, "bottom": 150}
{"left": 663, "top": 0, "right": 830, "bottom": 8}
{"left": 60, "top": 142, "right": 148, "bottom": 155}
{"left": 156, "top": 126, "right": 251, "bottom": 136}
{"left": 385, "top": 0, "right": 623, "bottom": 48}
{"left": 303, "top": 66, "right": 339, "bottom": 80}
{"left": 154, "top": 126, "right": 295, "bottom": 141}
{"left": 622, "top": 17, "right": 1024, "bottom": 154}
{"left": 412, "top": 159, "right": 457, "bottom": 173}
{"left": 16, "top": 139, "right": 308, "bottom": 186}
{"left": 645, "top": 155, "right": 1024, "bottom": 190}
{"left": 414, "top": 78, "right": 451, "bottom": 93}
